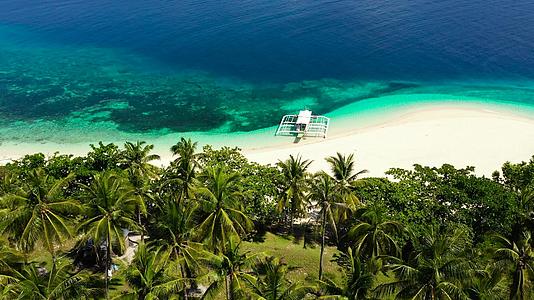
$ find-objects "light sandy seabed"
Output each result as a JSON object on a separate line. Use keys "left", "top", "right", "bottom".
{"left": 2, "top": 103, "right": 534, "bottom": 177}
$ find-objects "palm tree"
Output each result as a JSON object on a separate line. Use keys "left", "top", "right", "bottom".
{"left": 171, "top": 137, "right": 198, "bottom": 166}
{"left": 121, "top": 141, "right": 161, "bottom": 180}
{"left": 375, "top": 226, "right": 472, "bottom": 299}
{"left": 0, "top": 169, "right": 21, "bottom": 196}
{"left": 308, "top": 172, "right": 344, "bottom": 280}
{"left": 126, "top": 168, "right": 155, "bottom": 243}
{"left": 195, "top": 166, "right": 253, "bottom": 253}
{"left": 247, "top": 256, "right": 314, "bottom": 300}
{"left": 120, "top": 242, "right": 185, "bottom": 299}
{"left": 121, "top": 141, "right": 160, "bottom": 242}
{"left": 153, "top": 201, "right": 205, "bottom": 298}
{"left": 514, "top": 186, "right": 534, "bottom": 237}
{"left": 0, "top": 169, "right": 80, "bottom": 259}
{"left": 493, "top": 231, "right": 534, "bottom": 300}
{"left": 276, "top": 155, "right": 312, "bottom": 230}
{"left": 78, "top": 172, "right": 145, "bottom": 299}
{"left": 317, "top": 247, "right": 373, "bottom": 299}
{"left": 202, "top": 238, "right": 257, "bottom": 300}
{"left": 0, "top": 237, "right": 24, "bottom": 287}
{"left": 325, "top": 153, "right": 367, "bottom": 210}
{"left": 348, "top": 206, "right": 402, "bottom": 259}
{"left": 466, "top": 264, "right": 507, "bottom": 300}
{"left": 166, "top": 138, "right": 199, "bottom": 204}
{"left": 4, "top": 259, "right": 103, "bottom": 299}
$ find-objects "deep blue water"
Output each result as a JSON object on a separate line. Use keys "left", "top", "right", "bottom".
{"left": 1, "top": 0, "right": 534, "bottom": 142}
{"left": 2, "top": 0, "right": 534, "bottom": 82}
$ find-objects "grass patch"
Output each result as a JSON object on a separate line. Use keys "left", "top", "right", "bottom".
{"left": 241, "top": 232, "right": 340, "bottom": 282}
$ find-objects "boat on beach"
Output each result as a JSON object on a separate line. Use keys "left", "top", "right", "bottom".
{"left": 276, "top": 110, "right": 330, "bottom": 138}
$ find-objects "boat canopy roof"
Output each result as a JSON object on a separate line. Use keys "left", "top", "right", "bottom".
{"left": 296, "top": 110, "right": 312, "bottom": 124}
{"left": 276, "top": 109, "right": 330, "bottom": 138}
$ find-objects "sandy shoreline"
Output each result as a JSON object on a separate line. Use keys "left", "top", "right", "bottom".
{"left": 244, "top": 105, "right": 534, "bottom": 176}
{"left": 2, "top": 103, "right": 534, "bottom": 177}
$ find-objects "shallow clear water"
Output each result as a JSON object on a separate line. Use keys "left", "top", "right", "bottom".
{"left": 1, "top": 0, "right": 534, "bottom": 145}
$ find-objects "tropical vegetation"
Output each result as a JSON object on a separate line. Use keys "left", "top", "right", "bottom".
{"left": 0, "top": 139, "right": 533, "bottom": 299}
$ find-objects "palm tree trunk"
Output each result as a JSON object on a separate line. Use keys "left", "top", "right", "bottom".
{"left": 173, "top": 247, "right": 189, "bottom": 299}
{"left": 289, "top": 209, "right": 295, "bottom": 234}
{"left": 290, "top": 200, "right": 297, "bottom": 234}
{"left": 290, "top": 195, "right": 296, "bottom": 233}
{"left": 225, "top": 275, "right": 231, "bottom": 300}
{"left": 138, "top": 207, "right": 144, "bottom": 242}
{"left": 48, "top": 239, "right": 56, "bottom": 265}
{"left": 519, "top": 268, "right": 525, "bottom": 300}
{"left": 319, "top": 206, "right": 327, "bottom": 280}
{"left": 179, "top": 263, "right": 189, "bottom": 300}
{"left": 105, "top": 232, "right": 111, "bottom": 300}
{"left": 283, "top": 209, "right": 288, "bottom": 228}
{"left": 44, "top": 221, "right": 56, "bottom": 264}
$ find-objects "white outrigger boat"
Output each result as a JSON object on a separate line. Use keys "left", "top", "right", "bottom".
{"left": 275, "top": 109, "right": 330, "bottom": 138}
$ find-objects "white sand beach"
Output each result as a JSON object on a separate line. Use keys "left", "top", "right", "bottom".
{"left": 244, "top": 105, "right": 534, "bottom": 176}
{"left": 2, "top": 103, "right": 534, "bottom": 177}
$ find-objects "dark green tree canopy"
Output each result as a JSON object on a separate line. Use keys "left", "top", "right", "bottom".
{"left": 0, "top": 141, "right": 533, "bottom": 300}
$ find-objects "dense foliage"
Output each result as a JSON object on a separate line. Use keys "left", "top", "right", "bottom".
{"left": 1, "top": 139, "right": 533, "bottom": 299}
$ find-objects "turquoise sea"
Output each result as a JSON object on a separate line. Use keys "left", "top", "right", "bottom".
{"left": 1, "top": 0, "right": 534, "bottom": 147}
